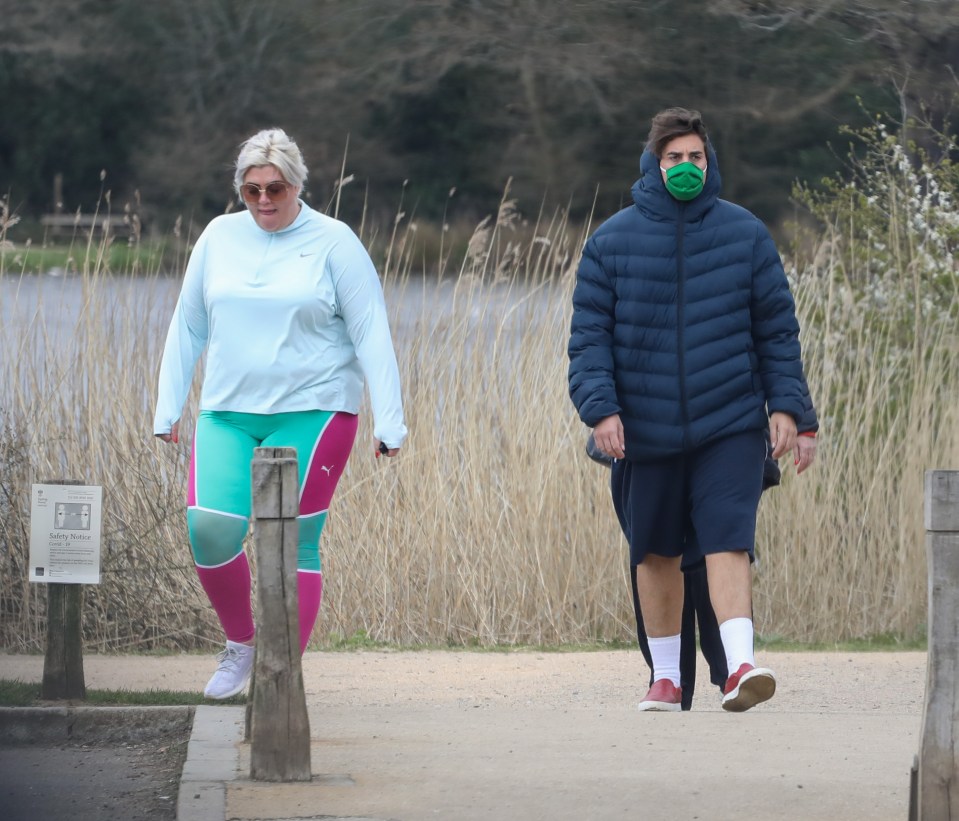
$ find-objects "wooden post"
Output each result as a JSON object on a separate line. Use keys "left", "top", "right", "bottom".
{"left": 40, "top": 478, "right": 85, "bottom": 701}
{"left": 53, "top": 173, "right": 63, "bottom": 214}
{"left": 919, "top": 469, "right": 959, "bottom": 819}
{"left": 248, "top": 447, "right": 311, "bottom": 782}
{"left": 909, "top": 755, "right": 919, "bottom": 821}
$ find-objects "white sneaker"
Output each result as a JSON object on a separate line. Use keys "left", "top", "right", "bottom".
{"left": 203, "top": 640, "right": 254, "bottom": 699}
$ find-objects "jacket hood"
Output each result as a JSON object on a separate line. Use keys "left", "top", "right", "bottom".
{"left": 631, "top": 143, "right": 722, "bottom": 222}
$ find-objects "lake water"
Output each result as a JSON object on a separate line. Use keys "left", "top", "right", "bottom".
{"left": 0, "top": 272, "right": 570, "bottom": 412}
{"left": 0, "top": 271, "right": 566, "bottom": 341}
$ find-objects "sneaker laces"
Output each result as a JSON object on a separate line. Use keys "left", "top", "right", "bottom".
{"left": 213, "top": 646, "right": 244, "bottom": 674}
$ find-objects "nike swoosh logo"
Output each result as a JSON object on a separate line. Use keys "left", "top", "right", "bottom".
{"left": 300, "top": 252, "right": 315, "bottom": 257}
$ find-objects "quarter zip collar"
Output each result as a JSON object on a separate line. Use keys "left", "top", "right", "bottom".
{"left": 245, "top": 199, "right": 311, "bottom": 236}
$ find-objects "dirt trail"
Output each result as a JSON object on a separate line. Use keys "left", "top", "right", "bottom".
{"left": 0, "top": 650, "right": 928, "bottom": 821}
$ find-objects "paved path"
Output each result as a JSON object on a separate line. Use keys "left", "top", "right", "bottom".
{"left": 0, "top": 650, "right": 926, "bottom": 821}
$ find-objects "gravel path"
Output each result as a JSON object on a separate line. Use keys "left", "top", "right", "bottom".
{"left": 0, "top": 650, "right": 928, "bottom": 821}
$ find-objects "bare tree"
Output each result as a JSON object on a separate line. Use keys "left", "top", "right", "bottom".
{"left": 0, "top": 0, "right": 101, "bottom": 58}
{"left": 300, "top": 0, "right": 656, "bottom": 194}
{"left": 707, "top": 0, "right": 959, "bottom": 128}
{"left": 3, "top": 0, "right": 935, "bottom": 227}
{"left": 128, "top": 0, "right": 319, "bottom": 214}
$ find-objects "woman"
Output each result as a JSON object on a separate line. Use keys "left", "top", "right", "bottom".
{"left": 568, "top": 107, "right": 816, "bottom": 712}
{"left": 154, "top": 128, "right": 407, "bottom": 699}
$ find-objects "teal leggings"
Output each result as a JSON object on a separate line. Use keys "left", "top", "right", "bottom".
{"left": 186, "top": 410, "right": 358, "bottom": 570}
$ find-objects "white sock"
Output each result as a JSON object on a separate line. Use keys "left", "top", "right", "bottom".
{"left": 647, "top": 634, "right": 681, "bottom": 686}
{"left": 719, "top": 617, "right": 755, "bottom": 673}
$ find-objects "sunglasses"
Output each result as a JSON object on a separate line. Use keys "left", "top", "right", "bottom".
{"left": 240, "top": 180, "right": 293, "bottom": 203}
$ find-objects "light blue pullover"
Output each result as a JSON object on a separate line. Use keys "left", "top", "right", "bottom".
{"left": 153, "top": 201, "right": 408, "bottom": 447}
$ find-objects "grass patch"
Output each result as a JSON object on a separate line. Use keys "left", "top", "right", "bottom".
{"left": 0, "top": 678, "right": 245, "bottom": 707}
{"left": 0, "top": 239, "right": 175, "bottom": 275}
{"left": 757, "top": 633, "right": 927, "bottom": 652}
{"left": 0, "top": 679, "right": 40, "bottom": 707}
{"left": 319, "top": 632, "right": 927, "bottom": 654}
{"left": 320, "top": 630, "right": 396, "bottom": 651}
{"left": 316, "top": 630, "right": 639, "bottom": 653}
{"left": 461, "top": 639, "right": 641, "bottom": 653}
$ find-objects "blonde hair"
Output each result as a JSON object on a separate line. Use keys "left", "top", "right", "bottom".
{"left": 233, "top": 128, "right": 308, "bottom": 197}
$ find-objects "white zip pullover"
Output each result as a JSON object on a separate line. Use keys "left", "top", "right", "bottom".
{"left": 153, "top": 202, "right": 407, "bottom": 447}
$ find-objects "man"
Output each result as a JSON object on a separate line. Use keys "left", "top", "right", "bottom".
{"left": 568, "top": 107, "right": 817, "bottom": 712}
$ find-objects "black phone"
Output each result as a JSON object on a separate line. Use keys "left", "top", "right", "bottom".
{"left": 379, "top": 442, "right": 390, "bottom": 455}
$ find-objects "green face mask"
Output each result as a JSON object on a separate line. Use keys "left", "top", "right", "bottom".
{"left": 661, "top": 161, "right": 706, "bottom": 201}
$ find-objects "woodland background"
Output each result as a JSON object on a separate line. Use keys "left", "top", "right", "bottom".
{"left": 1, "top": 1, "right": 958, "bottom": 651}
{"left": 2, "top": 0, "right": 958, "bottom": 236}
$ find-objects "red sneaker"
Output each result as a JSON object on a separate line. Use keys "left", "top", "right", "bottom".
{"left": 638, "top": 678, "right": 682, "bottom": 712}
{"left": 722, "top": 663, "right": 776, "bottom": 712}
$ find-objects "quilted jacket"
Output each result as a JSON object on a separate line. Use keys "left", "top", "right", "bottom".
{"left": 568, "top": 144, "right": 814, "bottom": 461}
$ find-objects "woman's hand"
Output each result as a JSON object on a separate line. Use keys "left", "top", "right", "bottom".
{"left": 375, "top": 439, "right": 400, "bottom": 459}
{"left": 594, "top": 414, "right": 625, "bottom": 459}
{"left": 155, "top": 421, "right": 180, "bottom": 444}
{"left": 794, "top": 434, "right": 817, "bottom": 475}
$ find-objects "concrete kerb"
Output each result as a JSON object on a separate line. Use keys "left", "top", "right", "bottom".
{"left": 0, "top": 704, "right": 194, "bottom": 745}
{"left": 178, "top": 705, "right": 245, "bottom": 821}
{"left": 179, "top": 705, "right": 386, "bottom": 821}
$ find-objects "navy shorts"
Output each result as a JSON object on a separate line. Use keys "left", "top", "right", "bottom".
{"left": 610, "top": 430, "right": 765, "bottom": 567}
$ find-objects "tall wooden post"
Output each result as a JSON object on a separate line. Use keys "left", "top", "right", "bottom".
{"left": 40, "top": 478, "right": 85, "bottom": 701}
{"left": 919, "top": 469, "right": 959, "bottom": 819}
{"left": 53, "top": 173, "right": 64, "bottom": 213}
{"left": 248, "top": 447, "right": 311, "bottom": 782}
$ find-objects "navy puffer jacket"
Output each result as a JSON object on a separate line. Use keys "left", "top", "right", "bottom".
{"left": 568, "top": 145, "right": 812, "bottom": 461}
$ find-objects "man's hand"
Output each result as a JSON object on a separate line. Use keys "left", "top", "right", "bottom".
{"left": 769, "top": 412, "right": 797, "bottom": 459}
{"left": 593, "top": 414, "right": 625, "bottom": 459}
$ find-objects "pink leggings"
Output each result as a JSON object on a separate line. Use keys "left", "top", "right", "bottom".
{"left": 187, "top": 409, "right": 358, "bottom": 651}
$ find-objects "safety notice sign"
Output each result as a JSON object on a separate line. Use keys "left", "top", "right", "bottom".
{"left": 29, "top": 483, "right": 102, "bottom": 584}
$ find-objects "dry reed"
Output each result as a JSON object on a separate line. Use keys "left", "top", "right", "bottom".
{"left": 1, "top": 128, "right": 956, "bottom": 650}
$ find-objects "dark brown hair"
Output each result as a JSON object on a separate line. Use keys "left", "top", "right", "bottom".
{"left": 646, "top": 108, "right": 708, "bottom": 158}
